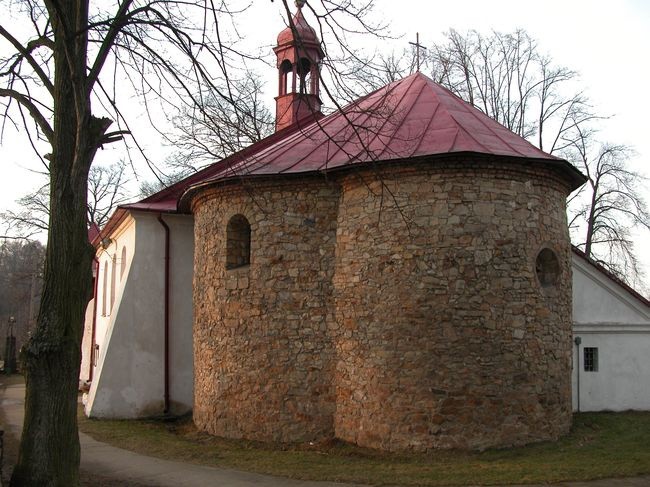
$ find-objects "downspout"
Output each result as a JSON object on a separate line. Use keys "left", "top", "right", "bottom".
{"left": 89, "top": 257, "right": 100, "bottom": 382}
{"left": 574, "top": 336, "right": 581, "bottom": 412}
{"left": 157, "top": 215, "right": 170, "bottom": 415}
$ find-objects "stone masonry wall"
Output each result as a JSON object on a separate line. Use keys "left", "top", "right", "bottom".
{"left": 333, "top": 160, "right": 574, "bottom": 451}
{"left": 192, "top": 178, "right": 339, "bottom": 443}
{"left": 191, "top": 158, "right": 575, "bottom": 451}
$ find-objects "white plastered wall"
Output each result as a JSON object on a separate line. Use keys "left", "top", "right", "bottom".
{"left": 79, "top": 261, "right": 97, "bottom": 384}
{"left": 166, "top": 213, "right": 195, "bottom": 413}
{"left": 571, "top": 253, "right": 650, "bottom": 411}
{"left": 83, "top": 211, "right": 194, "bottom": 418}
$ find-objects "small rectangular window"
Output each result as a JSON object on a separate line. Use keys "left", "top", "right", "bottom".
{"left": 584, "top": 347, "right": 598, "bottom": 372}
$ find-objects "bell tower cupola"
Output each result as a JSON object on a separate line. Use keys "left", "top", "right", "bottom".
{"left": 274, "top": 0, "right": 324, "bottom": 132}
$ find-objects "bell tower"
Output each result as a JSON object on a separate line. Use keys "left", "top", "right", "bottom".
{"left": 274, "top": 0, "right": 324, "bottom": 132}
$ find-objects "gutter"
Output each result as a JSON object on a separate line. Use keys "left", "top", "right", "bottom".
{"left": 157, "top": 214, "right": 171, "bottom": 415}
{"left": 574, "top": 336, "right": 581, "bottom": 412}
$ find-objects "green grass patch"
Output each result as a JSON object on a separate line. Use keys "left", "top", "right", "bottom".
{"left": 78, "top": 410, "right": 650, "bottom": 486}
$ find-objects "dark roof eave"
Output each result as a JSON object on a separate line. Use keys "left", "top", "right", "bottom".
{"left": 91, "top": 207, "right": 128, "bottom": 248}
{"left": 545, "top": 158, "right": 587, "bottom": 191}
{"left": 178, "top": 151, "right": 587, "bottom": 212}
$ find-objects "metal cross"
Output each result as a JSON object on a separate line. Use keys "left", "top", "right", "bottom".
{"left": 409, "top": 32, "right": 427, "bottom": 72}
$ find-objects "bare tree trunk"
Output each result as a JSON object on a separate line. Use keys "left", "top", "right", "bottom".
{"left": 11, "top": 125, "right": 93, "bottom": 486}
{"left": 584, "top": 184, "right": 597, "bottom": 258}
{"left": 10, "top": 0, "right": 97, "bottom": 483}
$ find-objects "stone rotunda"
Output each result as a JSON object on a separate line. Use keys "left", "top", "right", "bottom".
{"left": 181, "top": 3, "right": 586, "bottom": 451}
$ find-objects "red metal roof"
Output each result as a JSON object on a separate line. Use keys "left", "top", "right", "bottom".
{"left": 277, "top": 8, "right": 320, "bottom": 47}
{"left": 179, "top": 72, "right": 584, "bottom": 200}
{"left": 117, "top": 121, "right": 310, "bottom": 215}
{"left": 88, "top": 222, "right": 101, "bottom": 243}
{"left": 117, "top": 72, "right": 584, "bottom": 219}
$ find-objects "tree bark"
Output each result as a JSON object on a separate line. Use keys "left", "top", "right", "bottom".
{"left": 10, "top": 115, "right": 93, "bottom": 486}
{"left": 584, "top": 177, "right": 598, "bottom": 259}
{"left": 10, "top": 0, "right": 99, "bottom": 483}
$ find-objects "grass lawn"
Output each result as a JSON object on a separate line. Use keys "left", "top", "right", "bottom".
{"left": 78, "top": 409, "right": 650, "bottom": 486}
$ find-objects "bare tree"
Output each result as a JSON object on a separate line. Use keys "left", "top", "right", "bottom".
{"left": 0, "top": 0, "right": 381, "bottom": 482}
{"left": 0, "top": 239, "right": 45, "bottom": 356}
{"left": 138, "top": 169, "right": 187, "bottom": 197}
{"left": 1, "top": 162, "right": 129, "bottom": 239}
{"left": 565, "top": 128, "right": 649, "bottom": 285}
{"left": 345, "top": 49, "right": 416, "bottom": 95}
{"left": 425, "top": 29, "right": 593, "bottom": 154}
{"left": 166, "top": 71, "right": 274, "bottom": 173}
{"left": 1, "top": 184, "right": 50, "bottom": 239}
{"left": 86, "top": 162, "right": 130, "bottom": 227}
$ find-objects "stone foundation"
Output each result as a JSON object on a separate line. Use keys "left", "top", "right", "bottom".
{"left": 191, "top": 158, "right": 574, "bottom": 450}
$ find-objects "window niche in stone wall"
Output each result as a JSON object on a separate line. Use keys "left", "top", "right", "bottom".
{"left": 226, "top": 214, "right": 251, "bottom": 270}
{"left": 535, "top": 247, "right": 560, "bottom": 288}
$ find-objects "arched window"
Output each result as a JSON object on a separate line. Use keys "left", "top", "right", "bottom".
{"left": 110, "top": 254, "right": 117, "bottom": 312}
{"left": 120, "top": 246, "right": 127, "bottom": 280}
{"left": 226, "top": 214, "right": 251, "bottom": 269}
{"left": 279, "top": 60, "right": 293, "bottom": 95}
{"left": 102, "top": 261, "right": 108, "bottom": 316}
{"left": 297, "top": 57, "right": 312, "bottom": 94}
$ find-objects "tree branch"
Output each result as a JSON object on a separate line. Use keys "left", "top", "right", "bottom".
{"left": 86, "top": 0, "right": 136, "bottom": 95}
{"left": 0, "top": 88, "right": 53, "bottom": 142}
{"left": 0, "top": 25, "right": 55, "bottom": 95}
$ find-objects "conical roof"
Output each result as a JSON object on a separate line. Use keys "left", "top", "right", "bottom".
{"left": 277, "top": 8, "right": 320, "bottom": 47}
{"left": 179, "top": 73, "right": 584, "bottom": 196}
{"left": 118, "top": 72, "right": 584, "bottom": 219}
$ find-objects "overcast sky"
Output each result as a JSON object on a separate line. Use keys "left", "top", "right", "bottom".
{"left": 1, "top": 0, "right": 648, "bottom": 284}
{"left": 373, "top": 0, "right": 650, "bottom": 286}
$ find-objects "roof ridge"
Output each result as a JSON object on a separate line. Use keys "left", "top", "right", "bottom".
{"left": 342, "top": 74, "right": 421, "bottom": 164}
{"left": 317, "top": 78, "right": 421, "bottom": 167}
{"left": 374, "top": 74, "right": 428, "bottom": 161}
{"left": 285, "top": 101, "right": 383, "bottom": 173}
{"left": 422, "top": 78, "right": 497, "bottom": 155}
{"left": 409, "top": 90, "right": 442, "bottom": 157}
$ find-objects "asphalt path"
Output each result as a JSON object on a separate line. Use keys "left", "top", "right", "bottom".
{"left": 0, "top": 381, "right": 362, "bottom": 486}
{"left": 1, "top": 380, "right": 649, "bottom": 487}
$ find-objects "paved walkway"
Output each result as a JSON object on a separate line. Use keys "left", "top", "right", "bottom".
{"left": 0, "top": 382, "right": 361, "bottom": 487}
{"left": 1, "top": 381, "right": 649, "bottom": 487}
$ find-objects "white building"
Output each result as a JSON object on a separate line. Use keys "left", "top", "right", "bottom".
{"left": 571, "top": 248, "right": 650, "bottom": 412}
{"left": 81, "top": 224, "right": 650, "bottom": 419}
{"left": 80, "top": 207, "right": 194, "bottom": 418}
{"left": 78, "top": 7, "right": 649, "bottom": 417}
